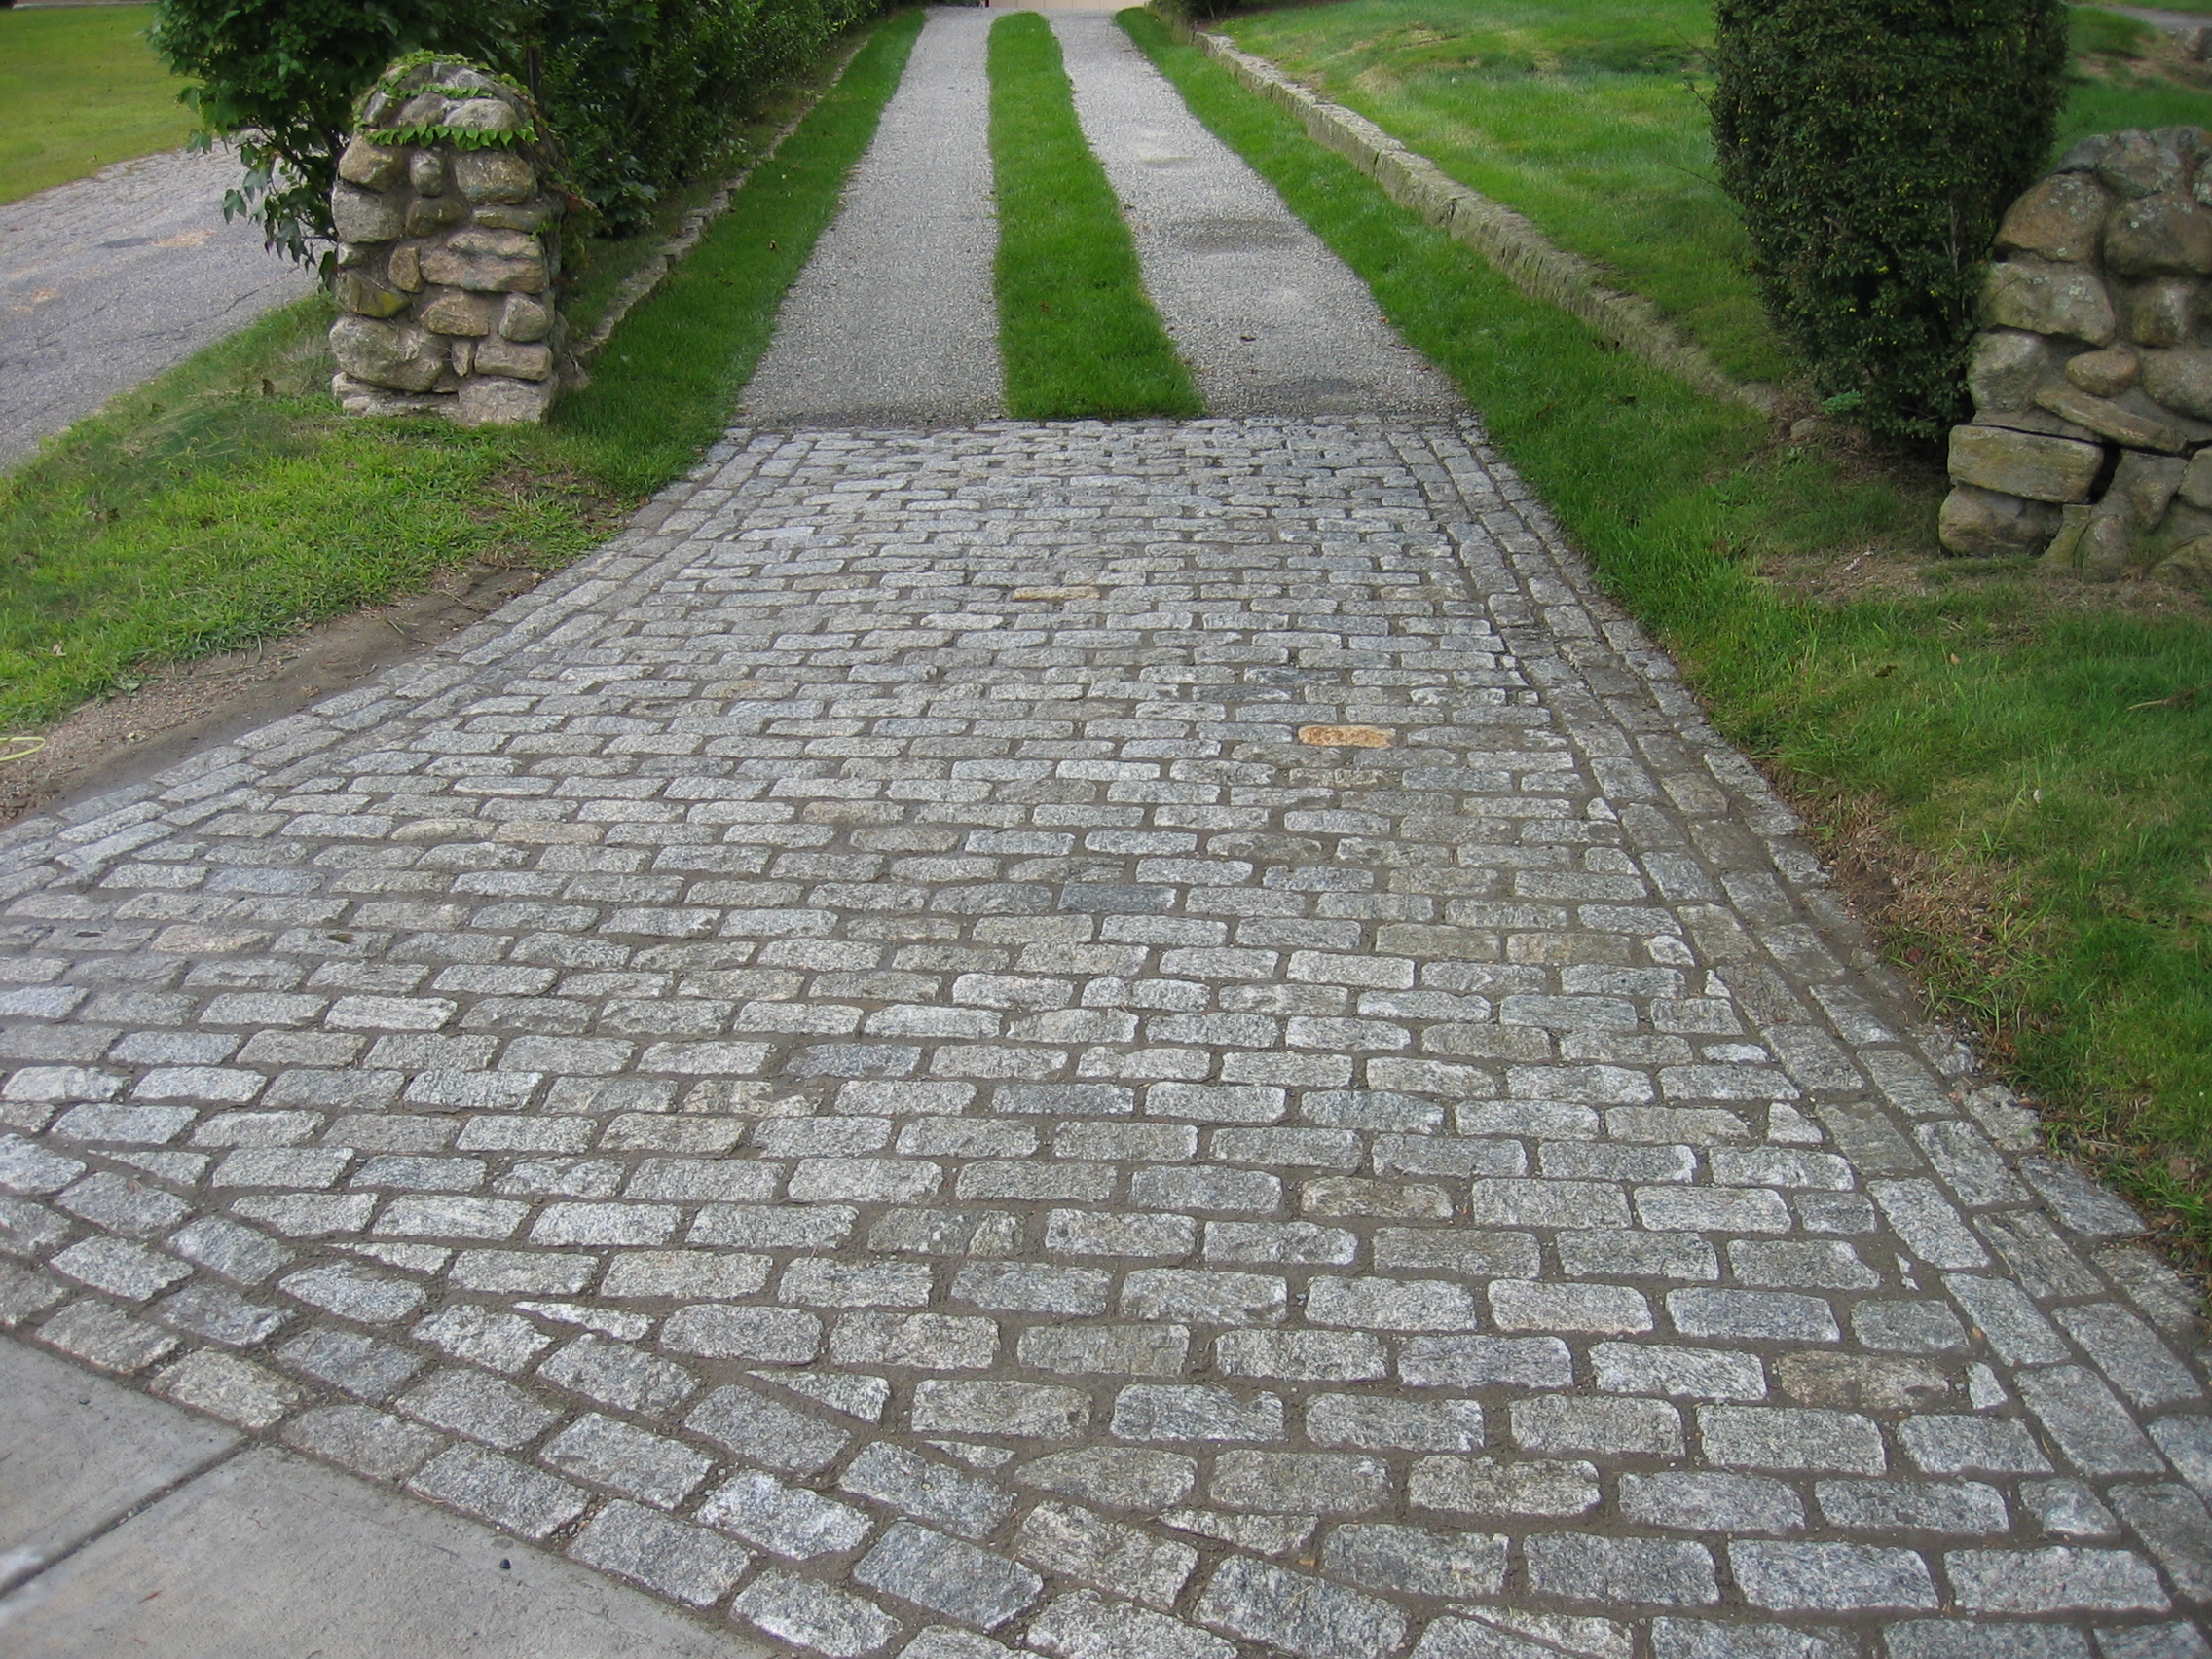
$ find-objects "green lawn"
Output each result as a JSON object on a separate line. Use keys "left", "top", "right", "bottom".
{"left": 0, "top": 10, "right": 926, "bottom": 727}
{"left": 1217, "top": 0, "right": 2212, "bottom": 388}
{"left": 2062, "top": 6, "right": 2212, "bottom": 140}
{"left": 989, "top": 11, "right": 1199, "bottom": 419}
{"left": 1126, "top": 7, "right": 2212, "bottom": 1251}
{"left": 0, "top": 4, "right": 195, "bottom": 204}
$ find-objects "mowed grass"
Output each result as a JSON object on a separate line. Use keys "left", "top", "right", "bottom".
{"left": 2062, "top": 6, "right": 2212, "bottom": 144}
{"left": 1125, "top": 9, "right": 2212, "bottom": 1247}
{"left": 989, "top": 11, "right": 1199, "bottom": 419}
{"left": 1216, "top": 0, "right": 2212, "bottom": 388}
{"left": 0, "top": 9, "right": 927, "bottom": 729}
{"left": 0, "top": 4, "right": 195, "bottom": 204}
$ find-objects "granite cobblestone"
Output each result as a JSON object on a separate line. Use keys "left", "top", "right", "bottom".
{"left": 0, "top": 419, "right": 2205, "bottom": 1654}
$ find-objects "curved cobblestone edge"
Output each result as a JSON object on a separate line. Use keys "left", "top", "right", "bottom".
{"left": 1161, "top": 17, "right": 1785, "bottom": 420}
{"left": 0, "top": 416, "right": 2205, "bottom": 1658}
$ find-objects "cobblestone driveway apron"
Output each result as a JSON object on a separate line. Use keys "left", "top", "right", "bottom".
{"left": 2, "top": 14, "right": 2210, "bottom": 1659}
{"left": 3, "top": 416, "right": 2207, "bottom": 1657}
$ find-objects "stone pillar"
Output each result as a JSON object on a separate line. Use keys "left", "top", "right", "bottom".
{"left": 1939, "top": 126, "right": 2212, "bottom": 590}
{"left": 328, "top": 59, "right": 570, "bottom": 427}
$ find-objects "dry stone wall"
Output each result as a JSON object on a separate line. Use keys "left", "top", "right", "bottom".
{"left": 328, "top": 59, "right": 570, "bottom": 427}
{"left": 1942, "top": 128, "right": 2212, "bottom": 589}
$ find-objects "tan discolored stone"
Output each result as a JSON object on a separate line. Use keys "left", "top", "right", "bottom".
{"left": 1999, "top": 171, "right": 2114, "bottom": 264}
{"left": 1297, "top": 725, "right": 1393, "bottom": 748}
{"left": 418, "top": 249, "right": 547, "bottom": 294}
{"left": 1999, "top": 173, "right": 2115, "bottom": 264}
{"left": 472, "top": 335, "right": 555, "bottom": 382}
{"left": 1776, "top": 1352, "right": 1955, "bottom": 1414}
{"left": 2063, "top": 345, "right": 2140, "bottom": 397}
{"left": 418, "top": 290, "right": 500, "bottom": 337}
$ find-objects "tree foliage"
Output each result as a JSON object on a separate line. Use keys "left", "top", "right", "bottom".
{"left": 1709, "top": 0, "right": 2069, "bottom": 442}
{"left": 149, "top": 0, "right": 882, "bottom": 266}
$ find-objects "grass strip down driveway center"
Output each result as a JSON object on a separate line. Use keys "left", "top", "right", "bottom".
{"left": 1124, "top": 7, "right": 2212, "bottom": 1253}
{"left": 0, "top": 9, "right": 926, "bottom": 741}
{"left": 990, "top": 11, "right": 1199, "bottom": 421}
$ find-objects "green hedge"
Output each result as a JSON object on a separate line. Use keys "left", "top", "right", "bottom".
{"left": 150, "top": 0, "right": 885, "bottom": 262}
{"left": 1710, "top": 0, "right": 2068, "bottom": 442}
{"left": 535, "top": 0, "right": 882, "bottom": 233}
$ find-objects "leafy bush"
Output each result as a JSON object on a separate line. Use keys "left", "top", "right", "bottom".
{"left": 148, "top": 0, "right": 487, "bottom": 266}
{"left": 1710, "top": 0, "right": 2069, "bottom": 442}
{"left": 535, "top": 0, "right": 880, "bottom": 232}
{"left": 149, "top": 0, "right": 884, "bottom": 264}
{"left": 1144, "top": 0, "right": 1248, "bottom": 22}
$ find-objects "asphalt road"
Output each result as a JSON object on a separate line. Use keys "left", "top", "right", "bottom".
{"left": 0, "top": 144, "right": 315, "bottom": 472}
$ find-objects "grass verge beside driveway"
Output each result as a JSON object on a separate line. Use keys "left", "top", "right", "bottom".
{"left": 1212, "top": 0, "right": 2212, "bottom": 389}
{"left": 0, "top": 8, "right": 926, "bottom": 733}
{"left": 1126, "top": 7, "right": 2212, "bottom": 1253}
{"left": 0, "top": 4, "right": 195, "bottom": 204}
{"left": 989, "top": 11, "right": 1199, "bottom": 421}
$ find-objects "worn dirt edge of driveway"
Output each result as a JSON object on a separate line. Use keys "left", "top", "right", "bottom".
{"left": 0, "top": 563, "right": 552, "bottom": 830}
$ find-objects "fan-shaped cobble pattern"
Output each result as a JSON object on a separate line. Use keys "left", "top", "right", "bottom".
{"left": 1, "top": 418, "right": 2206, "bottom": 1659}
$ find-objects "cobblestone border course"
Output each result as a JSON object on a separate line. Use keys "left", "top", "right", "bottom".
{"left": 1161, "top": 16, "right": 1783, "bottom": 419}
{"left": 0, "top": 417, "right": 2207, "bottom": 1657}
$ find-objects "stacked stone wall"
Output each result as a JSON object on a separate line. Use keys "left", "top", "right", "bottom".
{"left": 327, "top": 60, "right": 570, "bottom": 427}
{"left": 1942, "top": 128, "right": 2212, "bottom": 589}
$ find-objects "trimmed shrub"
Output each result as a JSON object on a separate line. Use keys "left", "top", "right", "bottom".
{"left": 535, "top": 0, "right": 881, "bottom": 233}
{"left": 1710, "top": 0, "right": 2069, "bottom": 442}
{"left": 149, "top": 0, "right": 884, "bottom": 264}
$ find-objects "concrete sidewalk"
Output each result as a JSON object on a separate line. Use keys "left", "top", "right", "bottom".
{"left": 0, "top": 145, "right": 314, "bottom": 471}
{"left": 0, "top": 1338, "right": 765, "bottom": 1656}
